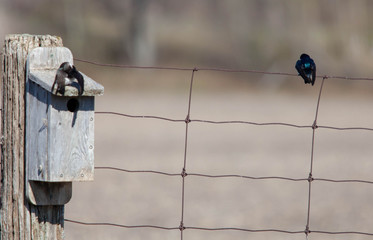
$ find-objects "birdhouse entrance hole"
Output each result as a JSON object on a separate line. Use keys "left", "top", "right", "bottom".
{"left": 67, "top": 98, "right": 79, "bottom": 112}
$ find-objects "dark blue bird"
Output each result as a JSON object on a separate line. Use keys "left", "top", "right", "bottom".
{"left": 295, "top": 53, "right": 316, "bottom": 86}
{"left": 51, "top": 62, "right": 84, "bottom": 96}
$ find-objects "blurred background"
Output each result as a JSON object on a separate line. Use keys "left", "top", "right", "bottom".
{"left": 2, "top": 0, "right": 373, "bottom": 75}
{"left": 2, "top": 0, "right": 373, "bottom": 239}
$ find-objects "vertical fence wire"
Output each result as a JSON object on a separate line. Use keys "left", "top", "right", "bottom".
{"left": 180, "top": 68, "right": 197, "bottom": 239}
{"left": 305, "top": 77, "right": 326, "bottom": 237}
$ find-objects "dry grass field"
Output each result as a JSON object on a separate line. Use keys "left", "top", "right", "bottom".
{"left": 64, "top": 68, "right": 373, "bottom": 240}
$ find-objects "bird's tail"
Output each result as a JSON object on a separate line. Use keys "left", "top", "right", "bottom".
{"left": 51, "top": 81, "right": 56, "bottom": 94}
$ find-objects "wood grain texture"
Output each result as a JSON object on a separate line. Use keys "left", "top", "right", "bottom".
{"left": 25, "top": 81, "right": 73, "bottom": 206}
{"left": 47, "top": 96, "right": 94, "bottom": 181}
{"left": 26, "top": 47, "right": 96, "bottom": 183}
{"left": 1, "top": 34, "right": 65, "bottom": 240}
{"left": 26, "top": 83, "right": 95, "bottom": 182}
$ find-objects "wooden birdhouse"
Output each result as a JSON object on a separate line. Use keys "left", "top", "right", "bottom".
{"left": 25, "top": 47, "right": 104, "bottom": 205}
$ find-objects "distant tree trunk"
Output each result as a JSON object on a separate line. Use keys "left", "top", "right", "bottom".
{"left": 63, "top": 0, "right": 86, "bottom": 57}
{"left": 128, "top": 0, "right": 156, "bottom": 65}
{"left": 1, "top": 34, "right": 64, "bottom": 240}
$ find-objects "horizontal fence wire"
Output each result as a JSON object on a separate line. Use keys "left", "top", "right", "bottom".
{"left": 65, "top": 218, "right": 373, "bottom": 236}
{"left": 95, "top": 166, "right": 373, "bottom": 185}
{"left": 61, "top": 58, "right": 373, "bottom": 239}
{"left": 91, "top": 114, "right": 373, "bottom": 136}
{"left": 95, "top": 111, "right": 373, "bottom": 131}
{"left": 95, "top": 111, "right": 185, "bottom": 123}
{"left": 65, "top": 219, "right": 179, "bottom": 231}
{"left": 74, "top": 57, "right": 373, "bottom": 81}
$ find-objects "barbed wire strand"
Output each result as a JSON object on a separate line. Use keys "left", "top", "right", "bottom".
{"left": 73, "top": 57, "right": 373, "bottom": 81}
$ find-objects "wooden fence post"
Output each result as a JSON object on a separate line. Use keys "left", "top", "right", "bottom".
{"left": 1, "top": 34, "right": 64, "bottom": 240}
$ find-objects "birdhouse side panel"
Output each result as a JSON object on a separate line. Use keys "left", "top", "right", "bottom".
{"left": 47, "top": 96, "right": 94, "bottom": 181}
{"left": 26, "top": 81, "right": 50, "bottom": 181}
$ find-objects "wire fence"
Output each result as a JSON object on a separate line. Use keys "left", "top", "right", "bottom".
{"left": 63, "top": 57, "right": 373, "bottom": 239}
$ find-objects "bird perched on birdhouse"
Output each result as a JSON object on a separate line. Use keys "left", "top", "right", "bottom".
{"left": 295, "top": 53, "right": 316, "bottom": 86}
{"left": 26, "top": 46, "right": 104, "bottom": 205}
{"left": 52, "top": 62, "right": 84, "bottom": 95}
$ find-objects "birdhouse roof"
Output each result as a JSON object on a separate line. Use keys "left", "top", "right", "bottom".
{"left": 27, "top": 47, "right": 104, "bottom": 96}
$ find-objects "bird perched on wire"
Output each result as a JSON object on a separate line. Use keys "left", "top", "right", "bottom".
{"left": 295, "top": 53, "right": 316, "bottom": 86}
{"left": 52, "top": 62, "right": 84, "bottom": 95}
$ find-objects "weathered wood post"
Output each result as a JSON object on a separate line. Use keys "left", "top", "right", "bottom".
{"left": 2, "top": 34, "right": 65, "bottom": 240}
{"left": 0, "top": 34, "right": 104, "bottom": 240}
